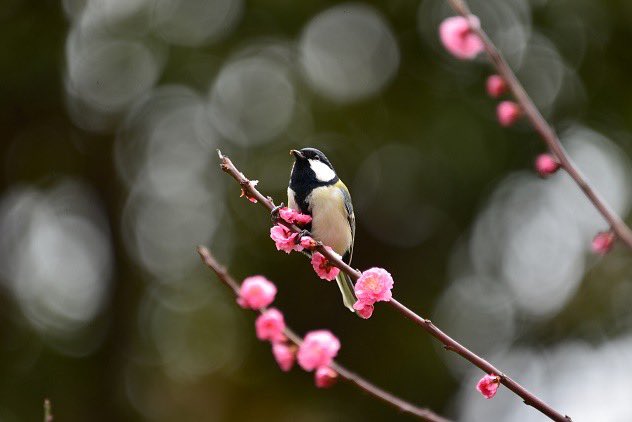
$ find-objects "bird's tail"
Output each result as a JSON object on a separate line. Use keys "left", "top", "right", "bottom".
{"left": 335, "top": 272, "right": 357, "bottom": 313}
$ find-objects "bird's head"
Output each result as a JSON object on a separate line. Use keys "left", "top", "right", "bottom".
{"left": 290, "top": 148, "right": 337, "bottom": 184}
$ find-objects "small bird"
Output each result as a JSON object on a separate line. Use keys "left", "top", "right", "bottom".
{"left": 287, "top": 148, "right": 357, "bottom": 312}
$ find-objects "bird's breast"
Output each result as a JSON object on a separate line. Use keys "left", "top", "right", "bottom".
{"left": 306, "top": 186, "right": 352, "bottom": 256}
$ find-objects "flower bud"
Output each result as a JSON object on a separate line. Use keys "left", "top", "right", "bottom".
{"left": 592, "top": 231, "right": 615, "bottom": 255}
{"left": 535, "top": 154, "right": 560, "bottom": 177}
{"left": 497, "top": 101, "right": 521, "bottom": 127}
{"left": 315, "top": 366, "right": 338, "bottom": 388}
{"left": 486, "top": 75, "right": 507, "bottom": 98}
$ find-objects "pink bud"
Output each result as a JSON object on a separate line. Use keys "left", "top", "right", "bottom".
{"left": 311, "top": 247, "right": 341, "bottom": 281}
{"left": 237, "top": 276, "right": 277, "bottom": 310}
{"left": 352, "top": 268, "right": 394, "bottom": 319}
{"left": 592, "top": 231, "right": 615, "bottom": 255}
{"left": 354, "top": 303, "right": 374, "bottom": 319}
{"left": 439, "top": 15, "right": 484, "bottom": 60}
{"left": 297, "top": 330, "right": 341, "bottom": 371}
{"left": 486, "top": 75, "right": 507, "bottom": 98}
{"left": 535, "top": 154, "right": 560, "bottom": 177}
{"left": 300, "top": 236, "right": 318, "bottom": 250}
{"left": 272, "top": 342, "right": 296, "bottom": 372}
{"left": 255, "top": 308, "right": 286, "bottom": 342}
{"left": 315, "top": 366, "right": 338, "bottom": 388}
{"left": 476, "top": 374, "right": 500, "bottom": 399}
{"left": 496, "top": 101, "right": 521, "bottom": 127}
{"left": 270, "top": 224, "right": 303, "bottom": 254}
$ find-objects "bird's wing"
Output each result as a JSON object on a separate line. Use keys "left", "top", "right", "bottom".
{"left": 336, "top": 180, "right": 355, "bottom": 265}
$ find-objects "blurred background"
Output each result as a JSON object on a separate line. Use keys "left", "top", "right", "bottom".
{"left": 2, "top": 0, "right": 632, "bottom": 420}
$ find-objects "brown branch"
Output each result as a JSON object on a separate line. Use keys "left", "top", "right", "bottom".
{"left": 196, "top": 246, "right": 450, "bottom": 422}
{"left": 445, "top": 0, "right": 632, "bottom": 250}
{"left": 217, "top": 151, "right": 573, "bottom": 422}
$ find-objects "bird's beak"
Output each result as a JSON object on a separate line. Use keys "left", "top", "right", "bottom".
{"left": 290, "top": 149, "right": 304, "bottom": 159}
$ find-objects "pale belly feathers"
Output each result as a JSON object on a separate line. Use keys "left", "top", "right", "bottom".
{"left": 287, "top": 185, "right": 351, "bottom": 256}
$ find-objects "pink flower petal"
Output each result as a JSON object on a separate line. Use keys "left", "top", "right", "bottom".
{"left": 354, "top": 268, "right": 394, "bottom": 304}
{"left": 297, "top": 330, "right": 341, "bottom": 372}
{"left": 272, "top": 342, "right": 296, "bottom": 372}
{"left": 310, "top": 247, "right": 341, "bottom": 281}
{"left": 315, "top": 366, "right": 338, "bottom": 388}
{"left": 353, "top": 302, "right": 374, "bottom": 319}
{"left": 237, "top": 276, "right": 277, "bottom": 310}
{"left": 270, "top": 224, "right": 303, "bottom": 254}
{"left": 255, "top": 308, "right": 286, "bottom": 342}
{"left": 278, "top": 207, "right": 312, "bottom": 225}
{"left": 439, "top": 15, "right": 484, "bottom": 60}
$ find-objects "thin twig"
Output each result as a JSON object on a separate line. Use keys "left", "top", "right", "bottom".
{"left": 217, "top": 151, "right": 572, "bottom": 422}
{"left": 197, "top": 246, "right": 450, "bottom": 422}
{"left": 445, "top": 0, "right": 632, "bottom": 250}
{"left": 43, "top": 399, "right": 53, "bottom": 422}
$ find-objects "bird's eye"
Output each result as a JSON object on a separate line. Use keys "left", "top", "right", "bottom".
{"left": 314, "top": 156, "right": 320, "bottom": 161}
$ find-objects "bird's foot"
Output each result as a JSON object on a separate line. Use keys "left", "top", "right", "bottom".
{"left": 270, "top": 202, "right": 285, "bottom": 223}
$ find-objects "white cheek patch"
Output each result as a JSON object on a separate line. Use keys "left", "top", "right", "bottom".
{"left": 309, "top": 159, "right": 336, "bottom": 182}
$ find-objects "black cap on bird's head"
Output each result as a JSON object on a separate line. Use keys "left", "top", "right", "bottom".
{"left": 290, "top": 148, "right": 334, "bottom": 169}
{"left": 289, "top": 147, "right": 338, "bottom": 186}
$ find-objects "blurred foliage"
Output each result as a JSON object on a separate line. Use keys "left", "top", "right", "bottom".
{"left": 2, "top": 0, "right": 632, "bottom": 421}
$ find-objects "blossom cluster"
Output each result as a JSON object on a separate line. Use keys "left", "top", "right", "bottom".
{"left": 269, "top": 208, "right": 395, "bottom": 318}
{"left": 269, "top": 207, "right": 314, "bottom": 252}
{"left": 237, "top": 274, "right": 340, "bottom": 388}
{"left": 269, "top": 207, "right": 342, "bottom": 280}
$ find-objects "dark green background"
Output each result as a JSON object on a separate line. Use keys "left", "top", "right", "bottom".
{"left": 2, "top": 0, "right": 632, "bottom": 420}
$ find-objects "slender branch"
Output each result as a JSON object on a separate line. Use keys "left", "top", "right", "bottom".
{"left": 217, "top": 151, "right": 572, "bottom": 422}
{"left": 196, "top": 246, "right": 450, "bottom": 422}
{"left": 43, "top": 399, "right": 53, "bottom": 422}
{"left": 445, "top": 0, "right": 632, "bottom": 250}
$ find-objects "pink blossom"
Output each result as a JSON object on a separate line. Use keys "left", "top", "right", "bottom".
{"left": 272, "top": 342, "right": 296, "bottom": 372}
{"left": 497, "top": 101, "right": 521, "bottom": 127}
{"left": 239, "top": 180, "right": 259, "bottom": 203}
{"left": 476, "top": 374, "right": 500, "bottom": 399}
{"left": 310, "top": 247, "right": 341, "bottom": 281}
{"left": 353, "top": 302, "right": 374, "bottom": 319}
{"left": 353, "top": 267, "right": 394, "bottom": 312}
{"left": 237, "top": 276, "right": 277, "bottom": 310}
{"left": 486, "top": 75, "right": 507, "bottom": 98}
{"left": 279, "top": 207, "right": 312, "bottom": 225}
{"left": 297, "top": 330, "right": 341, "bottom": 371}
{"left": 270, "top": 224, "right": 302, "bottom": 254}
{"left": 439, "top": 15, "right": 484, "bottom": 60}
{"left": 300, "top": 236, "right": 318, "bottom": 250}
{"left": 315, "top": 366, "right": 338, "bottom": 388}
{"left": 592, "top": 231, "right": 615, "bottom": 255}
{"left": 255, "top": 308, "right": 286, "bottom": 342}
{"left": 535, "top": 154, "right": 560, "bottom": 177}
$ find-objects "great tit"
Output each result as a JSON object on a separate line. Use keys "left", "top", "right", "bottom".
{"left": 288, "top": 148, "right": 357, "bottom": 312}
